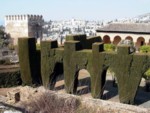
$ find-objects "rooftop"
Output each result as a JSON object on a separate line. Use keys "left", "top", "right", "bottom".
{"left": 96, "top": 23, "right": 150, "bottom": 34}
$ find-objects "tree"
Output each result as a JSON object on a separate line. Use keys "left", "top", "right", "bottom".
{"left": 0, "top": 29, "right": 10, "bottom": 48}
{"left": 0, "top": 29, "right": 4, "bottom": 39}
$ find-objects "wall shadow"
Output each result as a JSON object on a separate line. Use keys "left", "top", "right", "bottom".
{"left": 76, "top": 77, "right": 91, "bottom": 95}
{"left": 134, "top": 78, "right": 150, "bottom": 106}
{"left": 102, "top": 80, "right": 118, "bottom": 100}
{"left": 101, "top": 68, "right": 119, "bottom": 101}
{"left": 49, "top": 62, "right": 64, "bottom": 90}
{"left": 75, "top": 69, "right": 91, "bottom": 95}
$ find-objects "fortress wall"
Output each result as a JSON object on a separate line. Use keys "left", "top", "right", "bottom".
{"left": 5, "top": 15, "right": 43, "bottom": 45}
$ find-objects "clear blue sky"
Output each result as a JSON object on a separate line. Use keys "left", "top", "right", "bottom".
{"left": 0, "top": 0, "right": 150, "bottom": 25}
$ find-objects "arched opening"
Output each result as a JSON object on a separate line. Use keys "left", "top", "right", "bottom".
{"left": 74, "top": 69, "right": 91, "bottom": 97}
{"left": 135, "top": 69, "right": 150, "bottom": 107}
{"left": 113, "top": 36, "right": 121, "bottom": 45}
{"left": 148, "top": 39, "right": 150, "bottom": 45}
{"left": 103, "top": 35, "right": 111, "bottom": 44}
{"left": 136, "top": 37, "right": 145, "bottom": 49}
{"left": 49, "top": 62, "right": 64, "bottom": 91}
{"left": 101, "top": 68, "right": 119, "bottom": 101}
{"left": 125, "top": 36, "right": 133, "bottom": 41}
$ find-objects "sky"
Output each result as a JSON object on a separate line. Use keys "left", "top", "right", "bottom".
{"left": 0, "top": 0, "right": 150, "bottom": 25}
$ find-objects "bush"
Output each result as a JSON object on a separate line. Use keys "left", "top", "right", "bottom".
{"left": 0, "top": 59, "right": 5, "bottom": 64}
{"left": 143, "top": 69, "right": 150, "bottom": 79}
{"left": 36, "top": 43, "right": 41, "bottom": 50}
{"left": 0, "top": 58, "right": 11, "bottom": 65}
{"left": 8, "top": 44, "right": 16, "bottom": 50}
{"left": 140, "top": 45, "right": 150, "bottom": 53}
{"left": 0, "top": 71, "right": 22, "bottom": 87}
{"left": 3, "top": 58, "right": 11, "bottom": 65}
{"left": 20, "top": 91, "right": 80, "bottom": 113}
{"left": 104, "top": 44, "right": 115, "bottom": 51}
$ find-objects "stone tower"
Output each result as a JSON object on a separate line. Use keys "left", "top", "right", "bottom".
{"left": 5, "top": 14, "right": 44, "bottom": 45}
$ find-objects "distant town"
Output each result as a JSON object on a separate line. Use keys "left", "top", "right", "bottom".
{"left": 42, "top": 13, "right": 150, "bottom": 44}
{"left": 1, "top": 13, "right": 150, "bottom": 45}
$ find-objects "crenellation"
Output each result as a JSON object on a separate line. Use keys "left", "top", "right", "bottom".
{"left": 5, "top": 14, "right": 44, "bottom": 45}
{"left": 9, "top": 15, "right": 11, "bottom": 20}
{"left": 12, "top": 15, "right": 14, "bottom": 20}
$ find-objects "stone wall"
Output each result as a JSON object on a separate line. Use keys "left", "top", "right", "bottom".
{"left": 5, "top": 15, "right": 43, "bottom": 45}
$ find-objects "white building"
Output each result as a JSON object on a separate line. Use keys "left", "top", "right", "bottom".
{"left": 96, "top": 23, "right": 150, "bottom": 50}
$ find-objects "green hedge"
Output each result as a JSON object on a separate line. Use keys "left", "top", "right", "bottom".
{"left": 143, "top": 68, "right": 150, "bottom": 79}
{"left": 18, "top": 38, "right": 41, "bottom": 85}
{"left": 104, "top": 44, "right": 115, "bottom": 51}
{"left": 18, "top": 35, "right": 150, "bottom": 105}
{"left": 36, "top": 43, "right": 41, "bottom": 50}
{"left": 140, "top": 45, "right": 150, "bottom": 53}
{"left": 0, "top": 71, "right": 22, "bottom": 87}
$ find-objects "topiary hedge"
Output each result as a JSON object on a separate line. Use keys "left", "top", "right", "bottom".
{"left": 18, "top": 35, "right": 150, "bottom": 105}
{"left": 18, "top": 38, "right": 41, "bottom": 85}
{"left": 41, "top": 40, "right": 64, "bottom": 89}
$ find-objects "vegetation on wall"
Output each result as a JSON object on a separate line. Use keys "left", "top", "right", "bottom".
{"left": 143, "top": 68, "right": 150, "bottom": 79}
{"left": 36, "top": 43, "right": 41, "bottom": 50}
{"left": 0, "top": 29, "right": 10, "bottom": 48}
{"left": 140, "top": 45, "right": 150, "bottom": 53}
{"left": 104, "top": 44, "right": 115, "bottom": 51}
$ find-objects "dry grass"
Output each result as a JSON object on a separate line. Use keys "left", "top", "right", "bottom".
{"left": 19, "top": 91, "right": 81, "bottom": 113}
{"left": 1, "top": 86, "right": 149, "bottom": 113}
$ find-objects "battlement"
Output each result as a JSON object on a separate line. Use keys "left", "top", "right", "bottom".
{"left": 5, "top": 14, "right": 43, "bottom": 45}
{"left": 5, "top": 14, "right": 43, "bottom": 21}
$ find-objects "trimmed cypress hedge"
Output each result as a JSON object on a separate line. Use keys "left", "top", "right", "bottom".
{"left": 41, "top": 40, "right": 64, "bottom": 89}
{"left": 18, "top": 35, "right": 150, "bottom": 105}
{"left": 18, "top": 38, "right": 41, "bottom": 85}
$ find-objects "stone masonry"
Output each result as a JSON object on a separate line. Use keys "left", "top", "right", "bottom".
{"left": 5, "top": 14, "right": 44, "bottom": 45}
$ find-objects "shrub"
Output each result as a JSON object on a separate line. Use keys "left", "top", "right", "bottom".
{"left": 0, "top": 71, "right": 22, "bottom": 87}
{"left": 36, "top": 43, "right": 41, "bottom": 50}
{"left": 143, "top": 68, "right": 150, "bottom": 79}
{"left": 3, "top": 58, "right": 11, "bottom": 65}
{"left": 104, "top": 44, "right": 115, "bottom": 51}
{"left": 140, "top": 45, "right": 150, "bottom": 53}
{"left": 0, "top": 58, "right": 11, "bottom": 65}
{"left": 20, "top": 91, "right": 80, "bottom": 113}
{"left": 0, "top": 59, "right": 5, "bottom": 64}
{"left": 8, "top": 43, "right": 16, "bottom": 50}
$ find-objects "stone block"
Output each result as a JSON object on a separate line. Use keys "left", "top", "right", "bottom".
{"left": 7, "top": 89, "right": 20, "bottom": 103}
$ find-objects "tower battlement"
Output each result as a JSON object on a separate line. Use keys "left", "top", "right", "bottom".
{"left": 5, "top": 14, "right": 44, "bottom": 45}
{"left": 5, "top": 14, "right": 43, "bottom": 21}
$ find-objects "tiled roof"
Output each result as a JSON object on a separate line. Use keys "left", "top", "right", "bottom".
{"left": 97, "top": 23, "right": 150, "bottom": 33}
